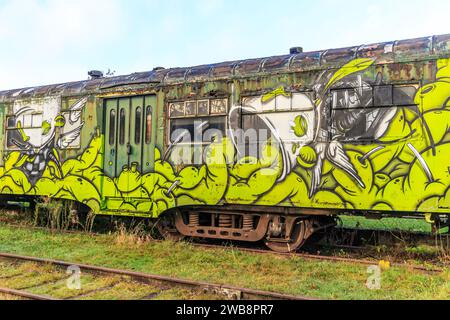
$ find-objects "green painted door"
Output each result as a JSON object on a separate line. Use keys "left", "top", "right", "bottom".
{"left": 103, "top": 95, "right": 157, "bottom": 200}
{"left": 116, "top": 98, "right": 131, "bottom": 173}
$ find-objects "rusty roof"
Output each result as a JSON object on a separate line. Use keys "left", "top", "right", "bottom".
{"left": 1, "top": 34, "right": 449, "bottom": 102}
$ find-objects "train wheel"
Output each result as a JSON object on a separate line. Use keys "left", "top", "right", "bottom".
{"left": 265, "top": 219, "right": 312, "bottom": 253}
{"left": 156, "top": 214, "right": 185, "bottom": 242}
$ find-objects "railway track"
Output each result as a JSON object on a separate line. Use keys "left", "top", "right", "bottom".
{"left": 0, "top": 252, "right": 316, "bottom": 301}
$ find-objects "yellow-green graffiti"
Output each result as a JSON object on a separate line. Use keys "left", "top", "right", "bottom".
{"left": 0, "top": 58, "right": 449, "bottom": 217}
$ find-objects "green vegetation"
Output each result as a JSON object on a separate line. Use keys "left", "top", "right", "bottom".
{"left": 340, "top": 216, "right": 439, "bottom": 233}
{"left": 0, "top": 223, "right": 448, "bottom": 300}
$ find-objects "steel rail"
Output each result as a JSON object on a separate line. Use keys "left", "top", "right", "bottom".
{"left": 0, "top": 252, "right": 317, "bottom": 301}
{"left": 0, "top": 287, "right": 59, "bottom": 300}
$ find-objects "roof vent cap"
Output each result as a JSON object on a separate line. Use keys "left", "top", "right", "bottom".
{"left": 290, "top": 47, "right": 303, "bottom": 54}
{"left": 88, "top": 70, "right": 104, "bottom": 79}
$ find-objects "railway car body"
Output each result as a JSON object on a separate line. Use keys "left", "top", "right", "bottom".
{"left": 1, "top": 34, "right": 450, "bottom": 251}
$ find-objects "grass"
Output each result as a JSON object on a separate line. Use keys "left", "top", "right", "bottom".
{"left": 0, "top": 223, "right": 448, "bottom": 300}
{"left": 339, "top": 216, "right": 438, "bottom": 233}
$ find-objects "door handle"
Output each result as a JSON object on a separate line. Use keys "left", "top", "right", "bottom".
{"left": 127, "top": 143, "right": 132, "bottom": 155}
{"left": 111, "top": 149, "right": 115, "bottom": 156}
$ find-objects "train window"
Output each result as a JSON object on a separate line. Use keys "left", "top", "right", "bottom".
{"left": 241, "top": 114, "right": 272, "bottom": 158}
{"left": 393, "top": 85, "right": 417, "bottom": 106}
{"left": 6, "top": 116, "right": 16, "bottom": 129}
{"left": 210, "top": 99, "right": 228, "bottom": 115}
{"left": 241, "top": 114, "right": 271, "bottom": 141}
{"left": 109, "top": 109, "right": 116, "bottom": 146}
{"left": 331, "top": 85, "right": 373, "bottom": 110}
{"left": 331, "top": 109, "right": 370, "bottom": 142}
{"left": 242, "top": 92, "right": 315, "bottom": 113}
{"left": 169, "top": 117, "right": 227, "bottom": 143}
{"left": 170, "top": 102, "right": 185, "bottom": 118}
{"left": 6, "top": 113, "right": 43, "bottom": 129}
{"left": 197, "top": 100, "right": 209, "bottom": 116}
{"left": 331, "top": 106, "right": 407, "bottom": 143}
{"left": 5, "top": 113, "right": 45, "bottom": 150}
{"left": 185, "top": 101, "right": 196, "bottom": 116}
{"left": 374, "top": 86, "right": 393, "bottom": 107}
{"left": 168, "top": 98, "right": 228, "bottom": 144}
{"left": 199, "top": 117, "right": 227, "bottom": 142}
{"left": 145, "top": 106, "right": 152, "bottom": 144}
{"left": 119, "top": 108, "right": 126, "bottom": 145}
{"left": 330, "top": 83, "right": 418, "bottom": 143}
{"left": 135, "top": 107, "right": 141, "bottom": 145}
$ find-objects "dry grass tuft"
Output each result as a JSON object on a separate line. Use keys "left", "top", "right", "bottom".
{"left": 114, "top": 222, "right": 152, "bottom": 247}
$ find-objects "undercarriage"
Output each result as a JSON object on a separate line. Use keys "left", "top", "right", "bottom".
{"left": 156, "top": 208, "right": 337, "bottom": 253}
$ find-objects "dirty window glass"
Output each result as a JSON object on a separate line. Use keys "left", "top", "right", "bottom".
{"left": 197, "top": 100, "right": 209, "bottom": 116}
{"left": 374, "top": 86, "right": 393, "bottom": 107}
{"left": 6, "top": 116, "right": 16, "bottom": 129}
{"left": 185, "top": 101, "right": 196, "bottom": 116}
{"left": 393, "top": 85, "right": 417, "bottom": 106}
{"left": 210, "top": 99, "right": 228, "bottom": 114}
{"left": 241, "top": 114, "right": 271, "bottom": 141}
{"left": 145, "top": 106, "right": 152, "bottom": 144}
{"left": 168, "top": 98, "right": 228, "bottom": 146}
{"left": 135, "top": 107, "right": 141, "bottom": 145}
{"left": 109, "top": 109, "right": 116, "bottom": 146}
{"left": 169, "top": 102, "right": 185, "bottom": 118}
{"left": 331, "top": 86, "right": 373, "bottom": 110}
{"left": 119, "top": 108, "right": 126, "bottom": 145}
{"left": 169, "top": 117, "right": 226, "bottom": 143}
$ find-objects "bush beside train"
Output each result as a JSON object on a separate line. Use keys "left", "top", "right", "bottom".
{"left": 0, "top": 34, "right": 449, "bottom": 252}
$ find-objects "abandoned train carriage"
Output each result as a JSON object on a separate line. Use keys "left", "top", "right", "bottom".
{"left": 0, "top": 34, "right": 450, "bottom": 252}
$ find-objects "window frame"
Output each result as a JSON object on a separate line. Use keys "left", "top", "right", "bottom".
{"left": 5, "top": 112, "right": 45, "bottom": 151}
{"left": 167, "top": 98, "right": 229, "bottom": 146}
{"left": 329, "top": 82, "right": 420, "bottom": 143}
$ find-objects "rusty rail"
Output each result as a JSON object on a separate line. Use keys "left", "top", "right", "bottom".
{"left": 0, "top": 287, "right": 59, "bottom": 300}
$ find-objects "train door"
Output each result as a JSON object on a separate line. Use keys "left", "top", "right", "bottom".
{"left": 104, "top": 95, "right": 156, "bottom": 199}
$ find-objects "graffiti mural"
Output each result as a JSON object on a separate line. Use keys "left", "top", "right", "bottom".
{"left": 4, "top": 97, "right": 86, "bottom": 184}
{"left": 0, "top": 58, "right": 449, "bottom": 217}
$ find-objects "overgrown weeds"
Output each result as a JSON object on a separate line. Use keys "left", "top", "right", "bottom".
{"left": 33, "top": 197, "right": 95, "bottom": 232}
{"left": 114, "top": 220, "right": 153, "bottom": 247}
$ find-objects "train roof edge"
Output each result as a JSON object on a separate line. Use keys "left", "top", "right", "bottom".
{"left": 1, "top": 33, "right": 449, "bottom": 102}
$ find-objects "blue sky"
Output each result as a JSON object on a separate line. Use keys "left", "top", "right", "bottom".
{"left": 0, "top": 0, "right": 449, "bottom": 90}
